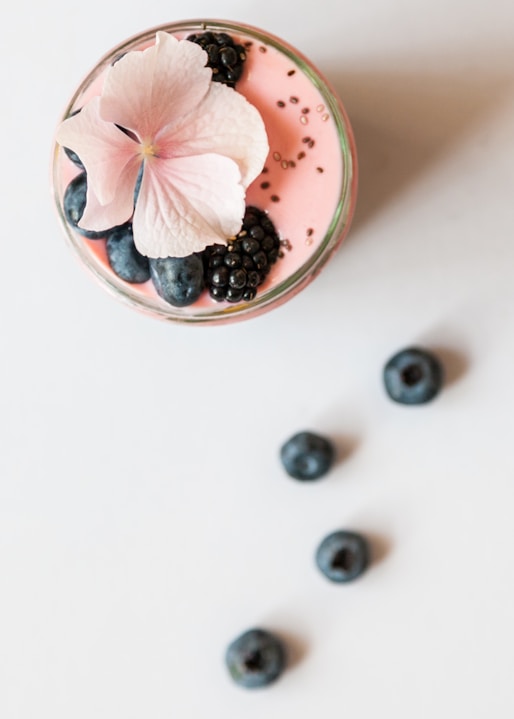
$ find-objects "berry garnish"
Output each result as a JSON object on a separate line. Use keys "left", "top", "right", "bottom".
{"left": 186, "top": 31, "right": 247, "bottom": 88}
{"left": 280, "top": 431, "right": 334, "bottom": 481}
{"left": 63, "top": 172, "right": 114, "bottom": 239}
{"left": 106, "top": 224, "right": 150, "bottom": 284}
{"left": 383, "top": 347, "right": 443, "bottom": 405}
{"left": 149, "top": 254, "right": 204, "bottom": 307}
{"left": 225, "top": 628, "right": 286, "bottom": 689}
{"left": 202, "top": 206, "right": 281, "bottom": 303}
{"left": 316, "top": 530, "right": 369, "bottom": 583}
{"left": 64, "top": 146, "right": 84, "bottom": 169}
{"left": 63, "top": 109, "right": 84, "bottom": 168}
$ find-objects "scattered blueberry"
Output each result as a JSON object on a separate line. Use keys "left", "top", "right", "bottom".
{"left": 63, "top": 172, "right": 114, "bottom": 239}
{"left": 225, "top": 628, "right": 286, "bottom": 689}
{"left": 383, "top": 347, "right": 443, "bottom": 405}
{"left": 186, "top": 31, "right": 247, "bottom": 88}
{"left": 105, "top": 224, "right": 150, "bottom": 283}
{"left": 149, "top": 254, "right": 204, "bottom": 307}
{"left": 316, "top": 530, "right": 369, "bottom": 583}
{"left": 280, "top": 431, "right": 334, "bottom": 481}
{"left": 202, "top": 206, "right": 281, "bottom": 303}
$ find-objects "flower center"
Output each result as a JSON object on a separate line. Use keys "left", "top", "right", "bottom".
{"left": 140, "top": 141, "right": 159, "bottom": 159}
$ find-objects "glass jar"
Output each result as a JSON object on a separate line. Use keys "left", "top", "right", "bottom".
{"left": 51, "top": 19, "right": 357, "bottom": 325}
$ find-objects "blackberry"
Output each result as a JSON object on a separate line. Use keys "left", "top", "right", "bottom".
{"left": 202, "top": 207, "right": 281, "bottom": 304}
{"left": 186, "top": 31, "right": 247, "bottom": 88}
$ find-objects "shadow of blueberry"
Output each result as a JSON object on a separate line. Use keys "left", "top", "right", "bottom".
{"left": 330, "top": 433, "right": 360, "bottom": 467}
{"left": 270, "top": 628, "right": 308, "bottom": 672}
{"left": 365, "top": 531, "right": 393, "bottom": 567}
{"left": 429, "top": 346, "right": 468, "bottom": 388}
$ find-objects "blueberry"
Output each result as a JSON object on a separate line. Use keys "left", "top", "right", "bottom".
{"left": 64, "top": 146, "right": 84, "bottom": 169}
{"left": 63, "top": 109, "right": 84, "bottom": 169}
{"left": 383, "top": 347, "right": 443, "bottom": 405}
{"left": 149, "top": 254, "right": 204, "bottom": 307}
{"left": 133, "top": 165, "right": 143, "bottom": 205}
{"left": 316, "top": 530, "right": 369, "bottom": 583}
{"left": 280, "top": 431, "right": 334, "bottom": 481}
{"left": 225, "top": 629, "right": 286, "bottom": 689}
{"left": 63, "top": 172, "right": 113, "bottom": 239}
{"left": 105, "top": 224, "right": 150, "bottom": 283}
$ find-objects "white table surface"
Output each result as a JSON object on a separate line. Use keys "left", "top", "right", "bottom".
{"left": 2, "top": 0, "right": 514, "bottom": 716}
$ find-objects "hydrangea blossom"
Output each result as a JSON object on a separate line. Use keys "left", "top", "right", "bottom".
{"left": 57, "top": 31, "right": 269, "bottom": 258}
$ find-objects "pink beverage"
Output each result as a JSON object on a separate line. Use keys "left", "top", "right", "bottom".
{"left": 52, "top": 20, "right": 357, "bottom": 324}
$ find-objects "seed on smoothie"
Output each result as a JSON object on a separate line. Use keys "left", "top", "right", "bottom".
{"left": 297, "top": 151, "right": 306, "bottom": 160}
{"left": 316, "top": 166, "right": 324, "bottom": 173}
{"left": 288, "top": 160, "right": 296, "bottom": 168}
{"left": 289, "top": 96, "right": 299, "bottom": 104}
{"left": 261, "top": 166, "right": 269, "bottom": 174}
{"left": 308, "top": 139, "right": 315, "bottom": 148}
{"left": 273, "top": 151, "right": 281, "bottom": 161}
{"left": 281, "top": 160, "right": 289, "bottom": 169}
{"left": 271, "top": 195, "right": 280, "bottom": 202}
{"left": 307, "top": 228, "right": 314, "bottom": 237}
{"left": 287, "top": 69, "right": 296, "bottom": 76}
{"left": 258, "top": 45, "right": 267, "bottom": 52}
{"left": 300, "top": 115, "right": 308, "bottom": 125}
{"left": 302, "top": 136, "right": 311, "bottom": 143}
{"left": 277, "top": 100, "right": 286, "bottom": 108}
{"left": 260, "top": 181, "right": 271, "bottom": 189}
{"left": 316, "top": 103, "right": 325, "bottom": 112}
{"left": 322, "top": 113, "right": 330, "bottom": 122}
{"left": 302, "top": 107, "right": 310, "bottom": 114}
{"left": 281, "top": 239, "right": 292, "bottom": 251}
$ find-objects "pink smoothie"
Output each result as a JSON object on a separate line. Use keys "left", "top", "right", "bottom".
{"left": 53, "top": 22, "right": 356, "bottom": 322}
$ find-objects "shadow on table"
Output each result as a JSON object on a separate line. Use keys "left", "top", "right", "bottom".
{"left": 324, "top": 62, "right": 513, "bottom": 236}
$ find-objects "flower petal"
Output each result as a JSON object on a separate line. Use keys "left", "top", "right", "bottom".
{"left": 100, "top": 32, "right": 212, "bottom": 142}
{"left": 158, "top": 82, "right": 269, "bottom": 188}
{"left": 79, "top": 157, "right": 141, "bottom": 232}
{"left": 133, "top": 154, "right": 245, "bottom": 258}
{"left": 56, "top": 98, "right": 140, "bottom": 207}
{"left": 57, "top": 97, "right": 142, "bottom": 231}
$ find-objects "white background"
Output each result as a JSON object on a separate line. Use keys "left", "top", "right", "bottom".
{"left": 2, "top": 0, "right": 514, "bottom": 716}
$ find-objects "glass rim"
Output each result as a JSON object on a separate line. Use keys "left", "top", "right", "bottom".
{"left": 51, "top": 19, "right": 358, "bottom": 325}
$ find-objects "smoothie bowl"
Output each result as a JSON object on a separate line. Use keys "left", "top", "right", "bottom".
{"left": 52, "top": 20, "right": 357, "bottom": 325}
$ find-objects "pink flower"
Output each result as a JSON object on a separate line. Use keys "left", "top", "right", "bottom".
{"left": 56, "top": 31, "right": 269, "bottom": 258}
